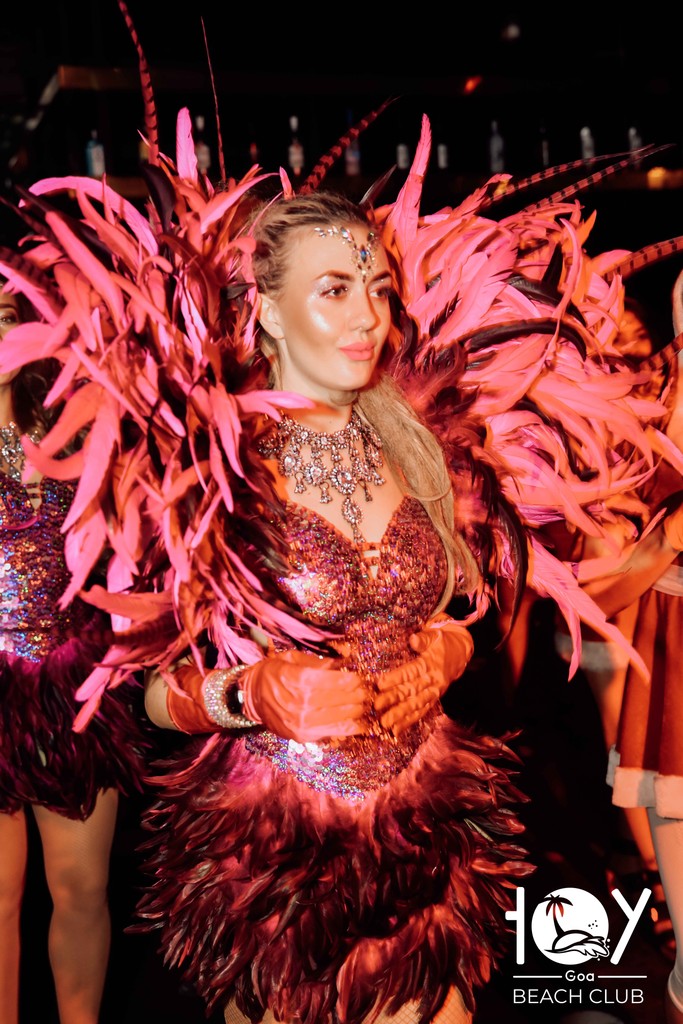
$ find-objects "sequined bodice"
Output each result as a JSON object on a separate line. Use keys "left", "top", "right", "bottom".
{"left": 0, "top": 473, "right": 81, "bottom": 660}
{"left": 245, "top": 496, "right": 449, "bottom": 800}
{"left": 278, "top": 495, "right": 448, "bottom": 675}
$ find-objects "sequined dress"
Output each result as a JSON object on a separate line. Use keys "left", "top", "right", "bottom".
{"left": 0, "top": 471, "right": 147, "bottom": 817}
{"left": 136, "top": 496, "right": 531, "bottom": 1023}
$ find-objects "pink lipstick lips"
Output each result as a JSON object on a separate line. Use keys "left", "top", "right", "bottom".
{"left": 340, "top": 343, "right": 374, "bottom": 361}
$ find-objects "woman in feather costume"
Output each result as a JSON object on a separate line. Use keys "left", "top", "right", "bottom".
{"left": 2, "top": 4, "right": 683, "bottom": 1015}
{"left": 138, "top": 186, "right": 532, "bottom": 1024}
{"left": 130, "top": 143, "right": 683, "bottom": 1024}
{"left": 0, "top": 279, "right": 149, "bottom": 1024}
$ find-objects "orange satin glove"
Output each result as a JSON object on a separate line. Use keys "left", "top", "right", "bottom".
{"left": 240, "top": 649, "right": 368, "bottom": 743}
{"left": 374, "top": 613, "right": 474, "bottom": 737}
{"left": 165, "top": 663, "right": 219, "bottom": 733}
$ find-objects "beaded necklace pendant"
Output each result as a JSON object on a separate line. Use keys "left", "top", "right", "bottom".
{"left": 259, "top": 409, "right": 385, "bottom": 545}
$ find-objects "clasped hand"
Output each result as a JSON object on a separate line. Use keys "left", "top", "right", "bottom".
{"left": 374, "top": 613, "right": 474, "bottom": 736}
{"left": 240, "top": 614, "right": 474, "bottom": 742}
{"left": 240, "top": 648, "right": 367, "bottom": 744}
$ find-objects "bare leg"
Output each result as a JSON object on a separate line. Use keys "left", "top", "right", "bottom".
{"left": 647, "top": 809, "right": 683, "bottom": 1022}
{"left": 583, "top": 601, "right": 673, "bottom": 958}
{"left": 0, "top": 809, "right": 28, "bottom": 1024}
{"left": 583, "top": 604, "right": 661, "bottom": 876}
{"left": 619, "top": 806, "right": 658, "bottom": 867}
{"left": 34, "top": 789, "right": 118, "bottom": 1024}
{"left": 584, "top": 654, "right": 659, "bottom": 866}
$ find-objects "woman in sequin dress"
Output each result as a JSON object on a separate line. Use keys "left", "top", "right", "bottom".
{"left": 139, "top": 193, "right": 532, "bottom": 1024}
{"left": 0, "top": 282, "right": 148, "bottom": 1024}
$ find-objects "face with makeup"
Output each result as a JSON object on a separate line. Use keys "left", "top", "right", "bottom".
{"left": 257, "top": 224, "right": 394, "bottom": 404}
{"left": 0, "top": 287, "right": 22, "bottom": 387}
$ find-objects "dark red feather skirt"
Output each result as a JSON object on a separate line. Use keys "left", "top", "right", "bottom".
{"left": 0, "top": 630, "right": 150, "bottom": 819}
{"left": 134, "top": 714, "right": 533, "bottom": 1024}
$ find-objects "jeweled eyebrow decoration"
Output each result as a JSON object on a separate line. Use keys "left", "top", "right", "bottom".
{"left": 314, "top": 226, "right": 379, "bottom": 282}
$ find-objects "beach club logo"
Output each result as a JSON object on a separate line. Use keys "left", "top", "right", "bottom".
{"left": 506, "top": 884, "right": 652, "bottom": 1010}
{"left": 531, "top": 887, "right": 610, "bottom": 964}
{"left": 506, "top": 883, "right": 651, "bottom": 965}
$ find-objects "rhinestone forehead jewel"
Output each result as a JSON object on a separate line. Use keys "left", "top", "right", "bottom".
{"left": 314, "top": 225, "right": 380, "bottom": 282}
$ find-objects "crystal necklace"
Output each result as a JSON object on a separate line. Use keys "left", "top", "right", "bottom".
{"left": 259, "top": 408, "right": 385, "bottom": 545}
{"left": 0, "top": 421, "right": 39, "bottom": 482}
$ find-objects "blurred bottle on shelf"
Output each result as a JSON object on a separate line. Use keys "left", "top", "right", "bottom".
{"left": 344, "top": 109, "right": 361, "bottom": 177}
{"left": 245, "top": 119, "right": 261, "bottom": 170}
{"left": 344, "top": 140, "right": 361, "bottom": 176}
{"left": 538, "top": 122, "right": 550, "bottom": 169}
{"left": 288, "top": 116, "right": 305, "bottom": 178}
{"left": 396, "top": 143, "right": 410, "bottom": 170}
{"left": 138, "top": 134, "right": 150, "bottom": 166}
{"left": 431, "top": 117, "right": 449, "bottom": 175}
{"left": 580, "top": 125, "right": 595, "bottom": 161}
{"left": 489, "top": 120, "right": 504, "bottom": 173}
{"left": 85, "top": 130, "right": 105, "bottom": 179}
{"left": 194, "top": 115, "right": 211, "bottom": 176}
{"left": 628, "top": 125, "right": 643, "bottom": 169}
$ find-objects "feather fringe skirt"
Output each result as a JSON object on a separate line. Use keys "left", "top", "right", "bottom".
{"left": 0, "top": 629, "right": 150, "bottom": 818}
{"left": 134, "top": 713, "right": 533, "bottom": 1024}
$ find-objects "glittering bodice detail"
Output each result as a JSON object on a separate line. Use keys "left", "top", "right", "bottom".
{"left": 245, "top": 496, "right": 449, "bottom": 800}
{"left": 0, "top": 473, "right": 81, "bottom": 660}
{"left": 279, "top": 495, "right": 447, "bottom": 674}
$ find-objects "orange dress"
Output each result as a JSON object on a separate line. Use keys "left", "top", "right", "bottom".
{"left": 608, "top": 463, "right": 683, "bottom": 818}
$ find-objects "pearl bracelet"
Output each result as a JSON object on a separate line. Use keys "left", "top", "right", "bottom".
{"left": 202, "top": 666, "right": 259, "bottom": 730}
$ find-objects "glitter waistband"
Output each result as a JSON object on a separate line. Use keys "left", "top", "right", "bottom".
{"left": 244, "top": 706, "right": 442, "bottom": 802}
{"left": 0, "top": 628, "right": 53, "bottom": 661}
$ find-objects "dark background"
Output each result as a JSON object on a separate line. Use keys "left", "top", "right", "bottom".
{"left": 2, "top": 3, "right": 683, "bottom": 335}
{"left": 2, "top": 3, "right": 683, "bottom": 183}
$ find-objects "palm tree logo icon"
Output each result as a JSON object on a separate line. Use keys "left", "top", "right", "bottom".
{"left": 531, "top": 886, "right": 611, "bottom": 964}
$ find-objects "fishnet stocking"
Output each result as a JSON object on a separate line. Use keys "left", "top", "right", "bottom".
{"left": 224, "top": 986, "right": 472, "bottom": 1024}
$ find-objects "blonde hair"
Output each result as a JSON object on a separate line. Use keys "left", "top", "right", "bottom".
{"left": 250, "top": 192, "right": 479, "bottom": 605}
